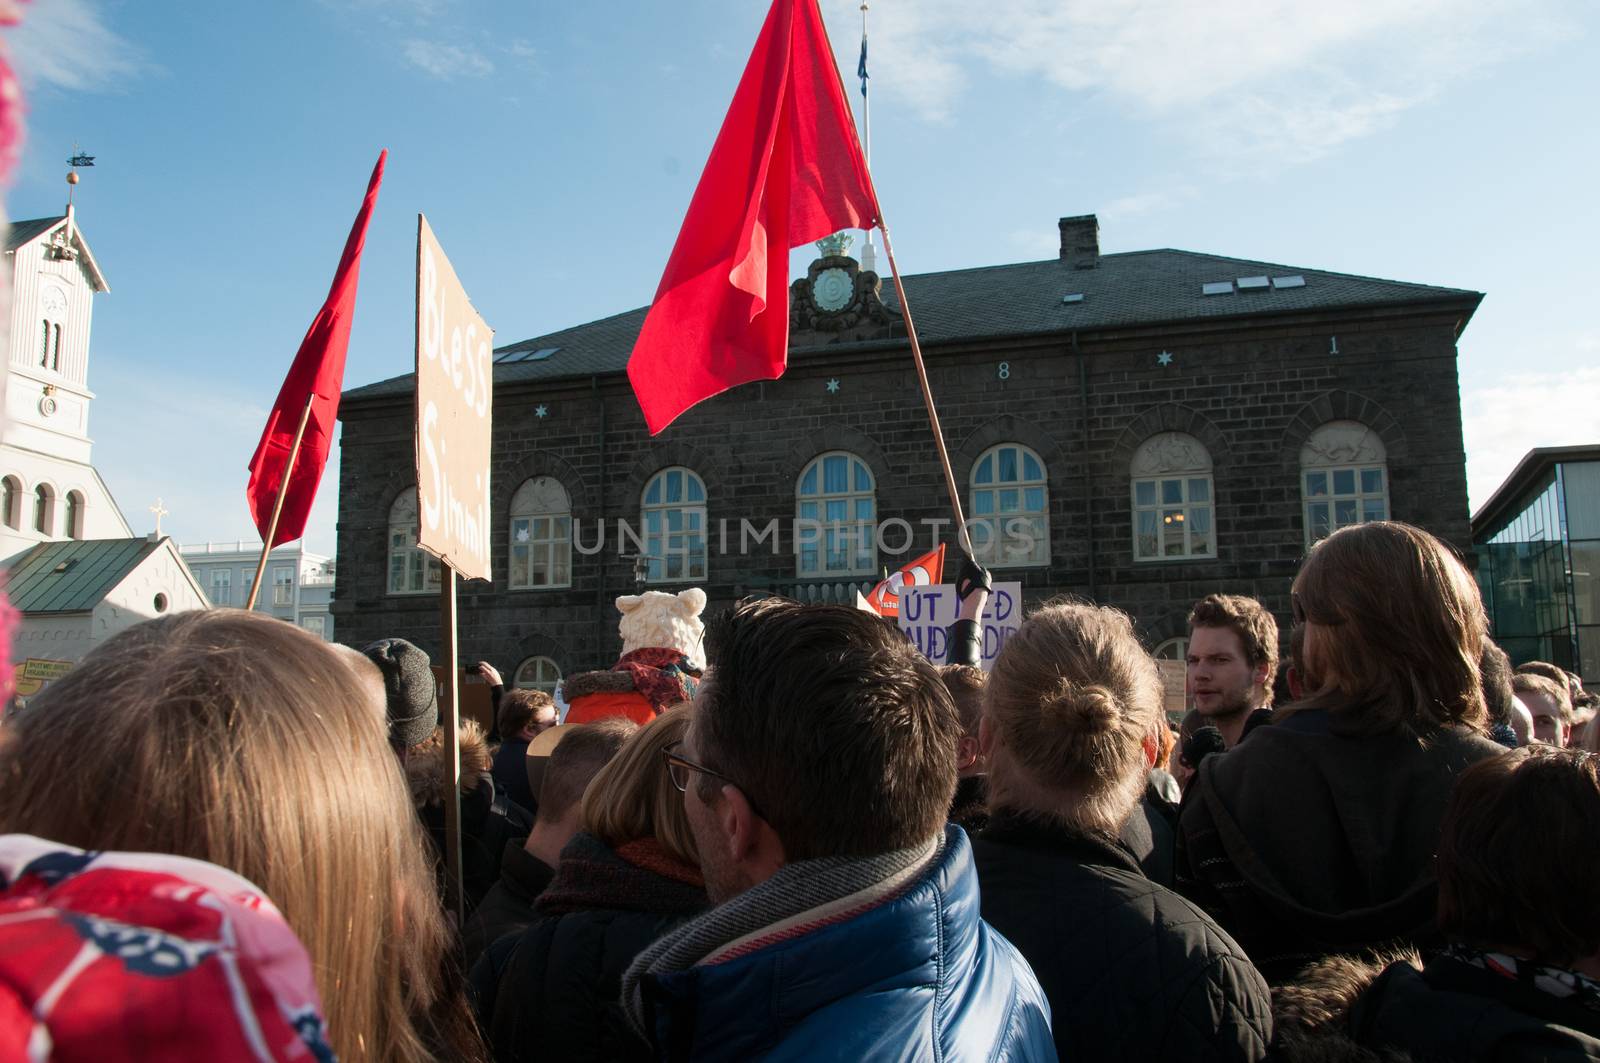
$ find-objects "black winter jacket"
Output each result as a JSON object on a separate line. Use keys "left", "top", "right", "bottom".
{"left": 1274, "top": 949, "right": 1600, "bottom": 1062}
{"left": 472, "top": 832, "right": 708, "bottom": 1063}
{"left": 1175, "top": 708, "right": 1505, "bottom": 982}
{"left": 1352, "top": 954, "right": 1600, "bottom": 1062}
{"left": 461, "top": 841, "right": 554, "bottom": 969}
{"left": 972, "top": 810, "right": 1272, "bottom": 1062}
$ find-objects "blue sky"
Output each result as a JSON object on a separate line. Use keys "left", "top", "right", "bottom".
{"left": 6, "top": 0, "right": 1596, "bottom": 556}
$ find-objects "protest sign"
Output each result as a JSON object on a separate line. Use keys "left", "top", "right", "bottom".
{"left": 1155, "top": 658, "right": 1188, "bottom": 723}
{"left": 897, "top": 582, "right": 1021, "bottom": 671}
{"left": 414, "top": 214, "right": 493, "bottom": 581}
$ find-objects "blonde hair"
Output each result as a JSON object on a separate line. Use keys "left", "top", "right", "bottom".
{"left": 580, "top": 703, "right": 698, "bottom": 865}
{"left": 0, "top": 610, "right": 484, "bottom": 1063}
{"left": 984, "top": 600, "right": 1164, "bottom": 836}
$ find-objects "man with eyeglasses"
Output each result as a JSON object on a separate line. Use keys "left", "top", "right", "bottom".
{"left": 621, "top": 597, "right": 1055, "bottom": 1062}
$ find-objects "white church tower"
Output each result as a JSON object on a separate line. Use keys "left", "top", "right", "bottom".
{"left": 1, "top": 176, "right": 133, "bottom": 561}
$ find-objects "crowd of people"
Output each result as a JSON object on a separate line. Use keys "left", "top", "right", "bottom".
{"left": 1, "top": 518, "right": 1596, "bottom": 1061}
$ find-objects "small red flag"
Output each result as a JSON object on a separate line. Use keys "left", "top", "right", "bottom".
{"left": 863, "top": 545, "right": 946, "bottom": 618}
{"left": 246, "top": 150, "right": 386, "bottom": 547}
{"left": 627, "top": 0, "right": 880, "bottom": 435}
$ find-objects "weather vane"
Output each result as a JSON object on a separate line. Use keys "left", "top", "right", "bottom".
{"left": 68, "top": 142, "right": 94, "bottom": 169}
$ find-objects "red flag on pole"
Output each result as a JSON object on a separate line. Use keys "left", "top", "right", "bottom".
{"left": 246, "top": 150, "right": 386, "bottom": 547}
{"left": 627, "top": 0, "right": 880, "bottom": 435}
{"left": 862, "top": 545, "right": 946, "bottom": 618}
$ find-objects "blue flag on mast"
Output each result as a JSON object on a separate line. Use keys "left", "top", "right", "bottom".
{"left": 857, "top": 33, "right": 868, "bottom": 97}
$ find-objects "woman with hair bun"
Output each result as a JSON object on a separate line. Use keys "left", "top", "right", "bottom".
{"left": 972, "top": 599, "right": 1273, "bottom": 1062}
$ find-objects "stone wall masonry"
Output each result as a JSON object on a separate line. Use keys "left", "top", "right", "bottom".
{"left": 334, "top": 303, "right": 1473, "bottom": 678}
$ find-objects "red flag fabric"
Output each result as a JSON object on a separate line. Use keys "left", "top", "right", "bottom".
{"left": 863, "top": 545, "right": 946, "bottom": 618}
{"left": 246, "top": 150, "right": 385, "bottom": 546}
{"left": 627, "top": 0, "right": 880, "bottom": 435}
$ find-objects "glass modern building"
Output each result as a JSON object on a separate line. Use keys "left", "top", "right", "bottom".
{"left": 1471, "top": 446, "right": 1600, "bottom": 686}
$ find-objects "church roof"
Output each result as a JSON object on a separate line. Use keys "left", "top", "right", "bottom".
{"left": 342, "top": 245, "right": 1482, "bottom": 404}
{"left": 5, "top": 216, "right": 66, "bottom": 252}
{"left": 4, "top": 214, "right": 110, "bottom": 292}
{"left": 4, "top": 537, "right": 162, "bottom": 614}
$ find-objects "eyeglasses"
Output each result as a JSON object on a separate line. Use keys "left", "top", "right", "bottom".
{"left": 662, "top": 742, "right": 764, "bottom": 819}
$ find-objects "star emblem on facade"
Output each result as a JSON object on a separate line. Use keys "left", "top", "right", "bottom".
{"left": 1156, "top": 351, "right": 1174, "bottom": 367}
{"left": 826, "top": 378, "right": 840, "bottom": 394}
{"left": 535, "top": 404, "right": 549, "bottom": 418}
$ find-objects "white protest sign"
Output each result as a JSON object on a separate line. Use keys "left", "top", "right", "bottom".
{"left": 897, "top": 582, "right": 1022, "bottom": 672}
{"left": 415, "top": 214, "right": 493, "bottom": 580}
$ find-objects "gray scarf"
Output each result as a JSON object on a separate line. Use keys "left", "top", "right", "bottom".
{"left": 621, "top": 831, "right": 943, "bottom": 1040}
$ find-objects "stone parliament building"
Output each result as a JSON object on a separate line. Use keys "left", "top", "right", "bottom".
{"left": 334, "top": 214, "right": 1481, "bottom": 691}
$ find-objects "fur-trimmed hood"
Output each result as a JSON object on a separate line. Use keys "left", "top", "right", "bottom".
{"left": 405, "top": 719, "right": 492, "bottom": 809}
{"left": 1272, "top": 949, "right": 1419, "bottom": 1063}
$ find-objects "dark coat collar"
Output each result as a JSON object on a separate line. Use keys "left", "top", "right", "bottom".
{"left": 979, "top": 808, "right": 1146, "bottom": 878}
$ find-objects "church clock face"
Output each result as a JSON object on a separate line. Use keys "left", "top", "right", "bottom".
{"left": 812, "top": 268, "right": 853, "bottom": 313}
{"left": 40, "top": 286, "right": 67, "bottom": 319}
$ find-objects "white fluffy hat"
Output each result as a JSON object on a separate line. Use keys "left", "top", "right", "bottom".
{"left": 616, "top": 588, "right": 708, "bottom": 671}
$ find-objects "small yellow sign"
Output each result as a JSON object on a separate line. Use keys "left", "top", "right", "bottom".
{"left": 21, "top": 658, "right": 72, "bottom": 681}
{"left": 13, "top": 677, "right": 43, "bottom": 696}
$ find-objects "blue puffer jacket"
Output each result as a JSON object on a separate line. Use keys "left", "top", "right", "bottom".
{"left": 637, "top": 826, "right": 1057, "bottom": 1062}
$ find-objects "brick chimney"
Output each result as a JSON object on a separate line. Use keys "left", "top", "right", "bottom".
{"left": 1059, "top": 214, "right": 1099, "bottom": 270}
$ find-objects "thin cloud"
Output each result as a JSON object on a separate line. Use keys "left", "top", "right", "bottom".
{"left": 1461, "top": 364, "right": 1600, "bottom": 514}
{"left": 402, "top": 39, "right": 493, "bottom": 80}
{"left": 7, "top": 0, "right": 148, "bottom": 93}
{"left": 824, "top": 0, "right": 1574, "bottom": 166}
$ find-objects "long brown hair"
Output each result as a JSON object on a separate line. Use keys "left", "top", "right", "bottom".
{"left": 0, "top": 610, "right": 485, "bottom": 1063}
{"left": 985, "top": 599, "right": 1164, "bottom": 835}
{"left": 1291, "top": 521, "right": 1487, "bottom": 736}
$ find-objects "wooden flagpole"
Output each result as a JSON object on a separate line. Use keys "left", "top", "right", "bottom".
{"left": 439, "top": 561, "right": 464, "bottom": 925}
{"left": 876, "top": 223, "right": 974, "bottom": 557}
{"left": 245, "top": 393, "right": 316, "bottom": 610}
{"left": 813, "top": 3, "right": 973, "bottom": 560}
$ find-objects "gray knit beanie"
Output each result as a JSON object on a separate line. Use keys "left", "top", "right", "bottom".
{"left": 361, "top": 638, "right": 439, "bottom": 749}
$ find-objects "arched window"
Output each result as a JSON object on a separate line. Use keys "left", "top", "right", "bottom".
{"left": 641, "top": 467, "right": 707, "bottom": 583}
{"left": 1301, "top": 421, "right": 1389, "bottom": 546}
{"left": 509, "top": 477, "right": 572, "bottom": 589}
{"left": 1, "top": 476, "right": 20, "bottom": 530}
{"left": 40, "top": 284, "right": 66, "bottom": 372}
{"left": 513, "top": 655, "right": 562, "bottom": 695}
{"left": 32, "top": 484, "right": 55, "bottom": 536}
{"left": 970, "top": 444, "right": 1050, "bottom": 567}
{"left": 796, "top": 452, "right": 876, "bottom": 577}
{"left": 1132, "top": 432, "right": 1215, "bottom": 561}
{"left": 64, "top": 490, "right": 84, "bottom": 539}
{"left": 387, "top": 488, "right": 442, "bottom": 595}
{"left": 1153, "top": 637, "right": 1189, "bottom": 661}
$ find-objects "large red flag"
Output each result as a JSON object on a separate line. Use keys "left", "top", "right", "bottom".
{"left": 627, "top": 0, "right": 880, "bottom": 435}
{"left": 246, "top": 150, "right": 385, "bottom": 546}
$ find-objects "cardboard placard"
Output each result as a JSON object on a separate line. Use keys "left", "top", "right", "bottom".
{"left": 431, "top": 666, "right": 495, "bottom": 735}
{"left": 415, "top": 214, "right": 494, "bottom": 581}
{"left": 1155, "top": 658, "right": 1188, "bottom": 720}
{"left": 896, "top": 583, "right": 1022, "bottom": 672}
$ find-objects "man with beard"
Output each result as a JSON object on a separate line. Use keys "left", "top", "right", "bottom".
{"left": 1182, "top": 594, "right": 1279, "bottom": 749}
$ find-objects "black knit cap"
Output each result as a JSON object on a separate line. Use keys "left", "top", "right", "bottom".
{"left": 361, "top": 638, "right": 439, "bottom": 749}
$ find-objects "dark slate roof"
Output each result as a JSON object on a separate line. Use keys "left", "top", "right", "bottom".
{"left": 6, "top": 216, "right": 65, "bottom": 253}
{"left": 343, "top": 247, "right": 1481, "bottom": 403}
{"left": 4, "top": 537, "right": 161, "bottom": 614}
